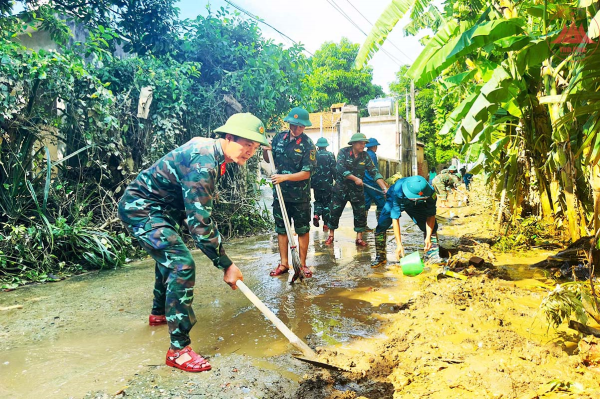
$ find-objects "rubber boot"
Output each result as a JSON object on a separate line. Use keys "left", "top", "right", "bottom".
{"left": 424, "top": 235, "right": 442, "bottom": 264}
{"left": 371, "top": 232, "right": 387, "bottom": 268}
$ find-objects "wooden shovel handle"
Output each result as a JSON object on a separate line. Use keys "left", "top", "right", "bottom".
{"left": 236, "top": 280, "right": 316, "bottom": 359}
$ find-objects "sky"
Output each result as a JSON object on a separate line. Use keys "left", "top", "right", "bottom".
{"left": 176, "top": 0, "right": 429, "bottom": 92}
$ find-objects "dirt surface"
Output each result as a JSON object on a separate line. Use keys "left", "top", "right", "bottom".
{"left": 2, "top": 179, "right": 600, "bottom": 398}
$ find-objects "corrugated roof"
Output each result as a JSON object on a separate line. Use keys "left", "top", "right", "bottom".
{"left": 330, "top": 102, "right": 346, "bottom": 109}
{"left": 308, "top": 111, "right": 341, "bottom": 129}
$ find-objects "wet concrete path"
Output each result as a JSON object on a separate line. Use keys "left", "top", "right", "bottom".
{"left": 0, "top": 206, "right": 427, "bottom": 399}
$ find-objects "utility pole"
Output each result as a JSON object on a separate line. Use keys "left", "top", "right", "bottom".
{"left": 411, "top": 80, "right": 418, "bottom": 177}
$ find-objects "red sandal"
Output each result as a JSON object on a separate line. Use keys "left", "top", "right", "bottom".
{"left": 355, "top": 239, "right": 368, "bottom": 247}
{"left": 269, "top": 264, "right": 289, "bottom": 277}
{"left": 166, "top": 346, "right": 212, "bottom": 372}
{"left": 149, "top": 314, "right": 167, "bottom": 326}
{"left": 325, "top": 236, "right": 334, "bottom": 245}
{"left": 302, "top": 265, "right": 313, "bottom": 278}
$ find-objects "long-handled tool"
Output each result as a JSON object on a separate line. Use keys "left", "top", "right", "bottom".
{"left": 363, "top": 182, "right": 385, "bottom": 195}
{"left": 266, "top": 149, "right": 304, "bottom": 284}
{"left": 236, "top": 280, "right": 349, "bottom": 372}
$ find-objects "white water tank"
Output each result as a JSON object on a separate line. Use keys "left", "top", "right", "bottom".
{"left": 367, "top": 97, "right": 394, "bottom": 116}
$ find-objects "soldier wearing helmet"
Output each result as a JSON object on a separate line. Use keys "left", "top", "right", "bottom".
{"left": 118, "top": 113, "right": 268, "bottom": 373}
{"left": 263, "top": 107, "right": 316, "bottom": 278}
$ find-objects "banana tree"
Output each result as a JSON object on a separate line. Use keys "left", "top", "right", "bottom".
{"left": 357, "top": 0, "right": 598, "bottom": 241}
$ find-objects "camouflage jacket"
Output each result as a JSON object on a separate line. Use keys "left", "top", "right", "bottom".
{"left": 432, "top": 172, "right": 461, "bottom": 189}
{"left": 271, "top": 130, "right": 316, "bottom": 203}
{"left": 335, "top": 146, "right": 383, "bottom": 193}
{"left": 311, "top": 148, "right": 336, "bottom": 190}
{"left": 119, "top": 137, "right": 232, "bottom": 270}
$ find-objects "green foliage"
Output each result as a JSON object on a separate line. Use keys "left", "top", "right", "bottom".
{"left": 540, "top": 282, "right": 598, "bottom": 331}
{"left": 0, "top": 7, "right": 310, "bottom": 285}
{"left": 492, "top": 216, "right": 556, "bottom": 252}
{"left": 0, "top": 215, "right": 132, "bottom": 288}
{"left": 307, "top": 38, "right": 384, "bottom": 111}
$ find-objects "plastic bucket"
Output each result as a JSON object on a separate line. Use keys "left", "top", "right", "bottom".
{"left": 400, "top": 251, "right": 424, "bottom": 276}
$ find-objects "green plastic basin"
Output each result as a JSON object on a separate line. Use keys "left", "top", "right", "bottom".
{"left": 400, "top": 251, "right": 424, "bottom": 276}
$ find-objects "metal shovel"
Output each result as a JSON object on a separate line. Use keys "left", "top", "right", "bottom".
{"left": 236, "top": 280, "right": 349, "bottom": 372}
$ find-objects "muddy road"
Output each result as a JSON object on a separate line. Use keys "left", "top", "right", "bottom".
{"left": 2, "top": 188, "right": 600, "bottom": 398}
{"left": 0, "top": 208, "right": 420, "bottom": 399}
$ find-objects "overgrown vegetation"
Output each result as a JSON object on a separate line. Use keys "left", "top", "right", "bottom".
{"left": 0, "top": 3, "right": 312, "bottom": 286}
{"left": 356, "top": 0, "right": 600, "bottom": 332}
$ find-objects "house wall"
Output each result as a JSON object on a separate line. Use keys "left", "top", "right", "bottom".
{"left": 360, "top": 114, "right": 412, "bottom": 177}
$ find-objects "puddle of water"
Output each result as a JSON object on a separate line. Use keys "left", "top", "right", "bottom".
{"left": 0, "top": 206, "right": 418, "bottom": 398}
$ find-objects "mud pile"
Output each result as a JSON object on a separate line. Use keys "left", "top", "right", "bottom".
{"left": 294, "top": 276, "right": 600, "bottom": 399}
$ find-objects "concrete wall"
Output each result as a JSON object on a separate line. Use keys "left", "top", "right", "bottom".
{"left": 360, "top": 114, "right": 412, "bottom": 177}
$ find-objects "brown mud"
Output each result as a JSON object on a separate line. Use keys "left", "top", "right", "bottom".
{"left": 1, "top": 181, "right": 599, "bottom": 398}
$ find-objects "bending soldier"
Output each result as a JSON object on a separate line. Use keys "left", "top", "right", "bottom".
{"left": 118, "top": 113, "right": 269, "bottom": 372}
{"left": 432, "top": 165, "right": 461, "bottom": 208}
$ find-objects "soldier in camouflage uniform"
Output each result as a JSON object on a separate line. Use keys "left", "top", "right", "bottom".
{"left": 432, "top": 166, "right": 461, "bottom": 208}
{"left": 263, "top": 107, "right": 316, "bottom": 278}
{"left": 371, "top": 175, "right": 439, "bottom": 268}
{"left": 325, "top": 133, "right": 387, "bottom": 247}
{"left": 118, "top": 113, "right": 269, "bottom": 373}
{"left": 311, "top": 137, "right": 336, "bottom": 232}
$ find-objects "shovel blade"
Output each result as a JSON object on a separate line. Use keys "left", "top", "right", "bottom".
{"left": 292, "top": 354, "right": 351, "bottom": 372}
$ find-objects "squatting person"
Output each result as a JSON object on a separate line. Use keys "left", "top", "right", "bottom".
{"left": 372, "top": 175, "right": 440, "bottom": 268}
{"left": 118, "top": 113, "right": 269, "bottom": 372}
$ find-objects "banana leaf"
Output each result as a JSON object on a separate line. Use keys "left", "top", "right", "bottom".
{"left": 438, "top": 91, "right": 479, "bottom": 136}
{"left": 406, "top": 19, "right": 466, "bottom": 83}
{"left": 408, "top": 19, "right": 524, "bottom": 86}
{"left": 355, "top": 0, "right": 415, "bottom": 68}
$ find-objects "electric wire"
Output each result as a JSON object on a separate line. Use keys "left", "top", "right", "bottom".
{"left": 343, "top": 0, "right": 414, "bottom": 63}
{"left": 324, "top": 0, "right": 405, "bottom": 66}
{"left": 223, "top": 0, "right": 314, "bottom": 56}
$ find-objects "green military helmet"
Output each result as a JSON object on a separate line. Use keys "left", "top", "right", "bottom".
{"left": 448, "top": 165, "right": 458, "bottom": 172}
{"left": 214, "top": 113, "right": 269, "bottom": 146}
{"left": 316, "top": 137, "right": 329, "bottom": 147}
{"left": 348, "top": 132, "right": 368, "bottom": 145}
{"left": 284, "top": 107, "right": 312, "bottom": 127}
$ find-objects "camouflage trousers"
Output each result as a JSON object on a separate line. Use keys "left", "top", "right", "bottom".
{"left": 432, "top": 180, "right": 450, "bottom": 200}
{"left": 119, "top": 213, "right": 197, "bottom": 350}
{"left": 328, "top": 187, "right": 367, "bottom": 232}
{"left": 313, "top": 189, "right": 332, "bottom": 226}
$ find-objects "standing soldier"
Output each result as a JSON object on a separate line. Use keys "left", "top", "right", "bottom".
{"left": 264, "top": 107, "right": 316, "bottom": 278}
{"left": 372, "top": 175, "right": 440, "bottom": 267}
{"left": 364, "top": 137, "right": 386, "bottom": 225}
{"left": 325, "top": 133, "right": 387, "bottom": 247}
{"left": 311, "top": 137, "right": 336, "bottom": 232}
{"left": 432, "top": 166, "right": 461, "bottom": 208}
{"left": 118, "top": 113, "right": 269, "bottom": 372}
